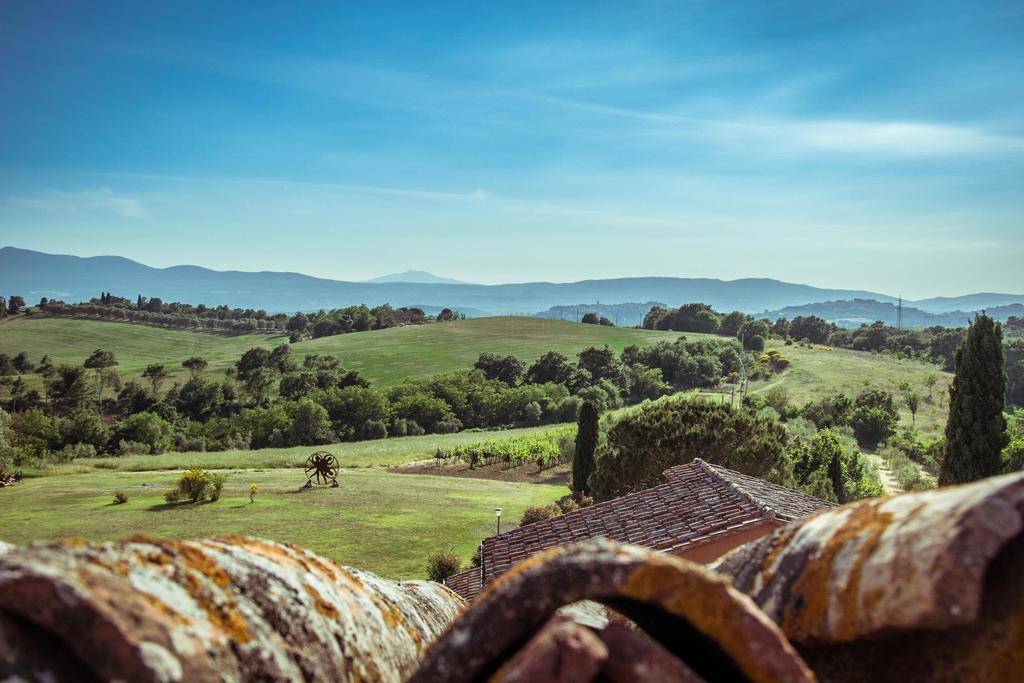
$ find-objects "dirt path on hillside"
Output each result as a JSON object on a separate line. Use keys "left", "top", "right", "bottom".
{"left": 389, "top": 460, "right": 571, "bottom": 486}
{"left": 864, "top": 452, "right": 901, "bottom": 494}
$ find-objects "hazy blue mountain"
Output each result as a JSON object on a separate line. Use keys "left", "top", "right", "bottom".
{"left": 758, "top": 299, "right": 1024, "bottom": 329}
{"left": 535, "top": 302, "right": 667, "bottom": 327}
{"left": 366, "top": 270, "right": 468, "bottom": 285}
{"left": 3, "top": 247, "right": 1020, "bottom": 319}
{"left": 911, "top": 293, "right": 1024, "bottom": 314}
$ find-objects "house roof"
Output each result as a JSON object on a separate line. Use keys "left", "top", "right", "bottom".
{"left": 445, "top": 458, "right": 834, "bottom": 601}
{"left": 444, "top": 566, "right": 482, "bottom": 601}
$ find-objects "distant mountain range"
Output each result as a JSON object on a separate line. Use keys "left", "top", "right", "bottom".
{"left": 1, "top": 247, "right": 1022, "bottom": 321}
{"left": 536, "top": 302, "right": 667, "bottom": 327}
{"left": 366, "top": 270, "right": 468, "bottom": 285}
{"left": 758, "top": 299, "right": 1024, "bottom": 329}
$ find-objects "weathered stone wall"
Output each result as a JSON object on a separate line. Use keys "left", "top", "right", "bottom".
{"left": 0, "top": 535, "right": 462, "bottom": 682}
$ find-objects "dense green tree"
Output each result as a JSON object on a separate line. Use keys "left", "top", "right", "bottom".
{"left": 116, "top": 381, "right": 155, "bottom": 417}
{"left": 525, "top": 351, "right": 574, "bottom": 386}
{"left": 47, "top": 365, "right": 91, "bottom": 412}
{"left": 928, "top": 328, "right": 967, "bottom": 372}
{"left": 848, "top": 388, "right": 899, "bottom": 448}
{"left": 182, "top": 356, "right": 208, "bottom": 380}
{"left": 60, "top": 409, "right": 110, "bottom": 452}
{"left": 572, "top": 401, "right": 599, "bottom": 494}
{"left": 315, "top": 386, "right": 392, "bottom": 439}
{"left": 802, "top": 393, "right": 852, "bottom": 428}
{"left": 117, "top": 411, "right": 174, "bottom": 453}
{"left": 243, "top": 367, "right": 277, "bottom": 406}
{"left": 7, "top": 296, "right": 25, "bottom": 314}
{"left": 589, "top": 397, "right": 789, "bottom": 501}
{"left": 280, "top": 371, "right": 318, "bottom": 400}
{"left": 655, "top": 303, "right": 721, "bottom": 333}
{"left": 12, "top": 352, "right": 34, "bottom": 374}
{"left": 1005, "top": 340, "right": 1024, "bottom": 408}
{"left": 581, "top": 312, "right": 600, "bottom": 325}
{"left": 37, "top": 355, "right": 55, "bottom": 378}
{"left": 789, "top": 316, "right": 833, "bottom": 344}
{"left": 236, "top": 347, "right": 272, "bottom": 381}
{"left": 286, "top": 311, "right": 310, "bottom": 333}
{"left": 940, "top": 315, "right": 1009, "bottom": 485}
{"left": 642, "top": 306, "right": 669, "bottom": 330}
{"left": 176, "top": 378, "right": 223, "bottom": 421}
{"left": 437, "top": 308, "right": 457, "bottom": 322}
{"left": 738, "top": 319, "right": 771, "bottom": 346}
{"left": 285, "top": 399, "right": 334, "bottom": 445}
{"left": 473, "top": 353, "right": 525, "bottom": 385}
{"left": 719, "top": 311, "right": 749, "bottom": 337}
{"left": 0, "top": 354, "right": 14, "bottom": 376}
{"left": 577, "top": 345, "right": 623, "bottom": 385}
{"left": 624, "top": 365, "right": 671, "bottom": 402}
{"left": 268, "top": 344, "right": 296, "bottom": 373}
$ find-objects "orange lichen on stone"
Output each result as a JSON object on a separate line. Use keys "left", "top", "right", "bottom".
{"left": 780, "top": 498, "right": 894, "bottom": 642}
{"left": 181, "top": 563, "right": 252, "bottom": 644}
{"left": 177, "top": 543, "right": 232, "bottom": 587}
{"left": 304, "top": 583, "right": 340, "bottom": 619}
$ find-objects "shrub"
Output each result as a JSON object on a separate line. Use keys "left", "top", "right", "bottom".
{"left": 209, "top": 472, "right": 227, "bottom": 501}
{"left": 426, "top": 551, "right": 461, "bottom": 582}
{"left": 433, "top": 418, "right": 463, "bottom": 434}
{"left": 164, "top": 468, "right": 226, "bottom": 503}
{"left": 589, "top": 397, "right": 790, "bottom": 502}
{"left": 360, "top": 419, "right": 389, "bottom": 440}
{"left": 117, "top": 439, "right": 152, "bottom": 455}
{"left": 850, "top": 407, "right": 896, "bottom": 449}
{"left": 764, "top": 386, "right": 789, "bottom": 415}
{"left": 113, "top": 491, "right": 128, "bottom": 505}
{"left": 744, "top": 334, "right": 765, "bottom": 352}
{"left": 520, "top": 504, "right": 561, "bottom": 525}
{"left": 60, "top": 443, "right": 98, "bottom": 460}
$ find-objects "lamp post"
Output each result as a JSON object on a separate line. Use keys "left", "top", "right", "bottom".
{"left": 495, "top": 507, "right": 504, "bottom": 535}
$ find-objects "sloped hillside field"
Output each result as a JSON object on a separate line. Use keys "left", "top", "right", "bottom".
{"left": 0, "top": 315, "right": 680, "bottom": 386}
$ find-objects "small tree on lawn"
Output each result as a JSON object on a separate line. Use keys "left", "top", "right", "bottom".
{"left": 940, "top": 315, "right": 1009, "bottom": 485}
{"left": 426, "top": 550, "right": 461, "bottom": 582}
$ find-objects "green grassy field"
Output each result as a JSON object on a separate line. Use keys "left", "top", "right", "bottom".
{"left": 0, "top": 467, "right": 563, "bottom": 579}
{"left": 749, "top": 342, "right": 953, "bottom": 440}
{"left": 0, "top": 315, "right": 680, "bottom": 387}
{"left": 25, "top": 424, "right": 564, "bottom": 476}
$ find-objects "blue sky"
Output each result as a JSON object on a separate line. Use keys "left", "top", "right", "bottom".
{"left": 1, "top": 1, "right": 1022, "bottom": 297}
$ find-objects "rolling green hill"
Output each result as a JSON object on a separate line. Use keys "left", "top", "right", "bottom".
{"left": 0, "top": 315, "right": 680, "bottom": 387}
{"left": 747, "top": 343, "right": 952, "bottom": 440}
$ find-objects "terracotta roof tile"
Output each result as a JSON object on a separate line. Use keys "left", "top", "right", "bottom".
{"left": 444, "top": 566, "right": 482, "bottom": 602}
{"left": 443, "top": 459, "right": 834, "bottom": 601}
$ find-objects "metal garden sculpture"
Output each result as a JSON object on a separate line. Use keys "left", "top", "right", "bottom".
{"left": 303, "top": 451, "right": 339, "bottom": 488}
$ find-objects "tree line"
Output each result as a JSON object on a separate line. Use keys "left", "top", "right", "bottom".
{"left": 10, "top": 292, "right": 457, "bottom": 340}
{"left": 643, "top": 302, "right": 1023, "bottom": 407}
{"left": 0, "top": 333, "right": 769, "bottom": 469}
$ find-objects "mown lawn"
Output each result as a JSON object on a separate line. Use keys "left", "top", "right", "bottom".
{"left": 0, "top": 467, "right": 563, "bottom": 579}
{"left": 25, "top": 424, "right": 566, "bottom": 476}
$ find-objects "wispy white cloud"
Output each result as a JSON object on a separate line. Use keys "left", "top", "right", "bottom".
{"left": 638, "top": 117, "right": 1024, "bottom": 158}
{"left": 10, "top": 188, "right": 147, "bottom": 218}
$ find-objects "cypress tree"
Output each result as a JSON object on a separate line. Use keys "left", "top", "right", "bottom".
{"left": 939, "top": 314, "right": 1009, "bottom": 485}
{"left": 828, "top": 451, "right": 845, "bottom": 503}
{"left": 573, "top": 401, "right": 599, "bottom": 494}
